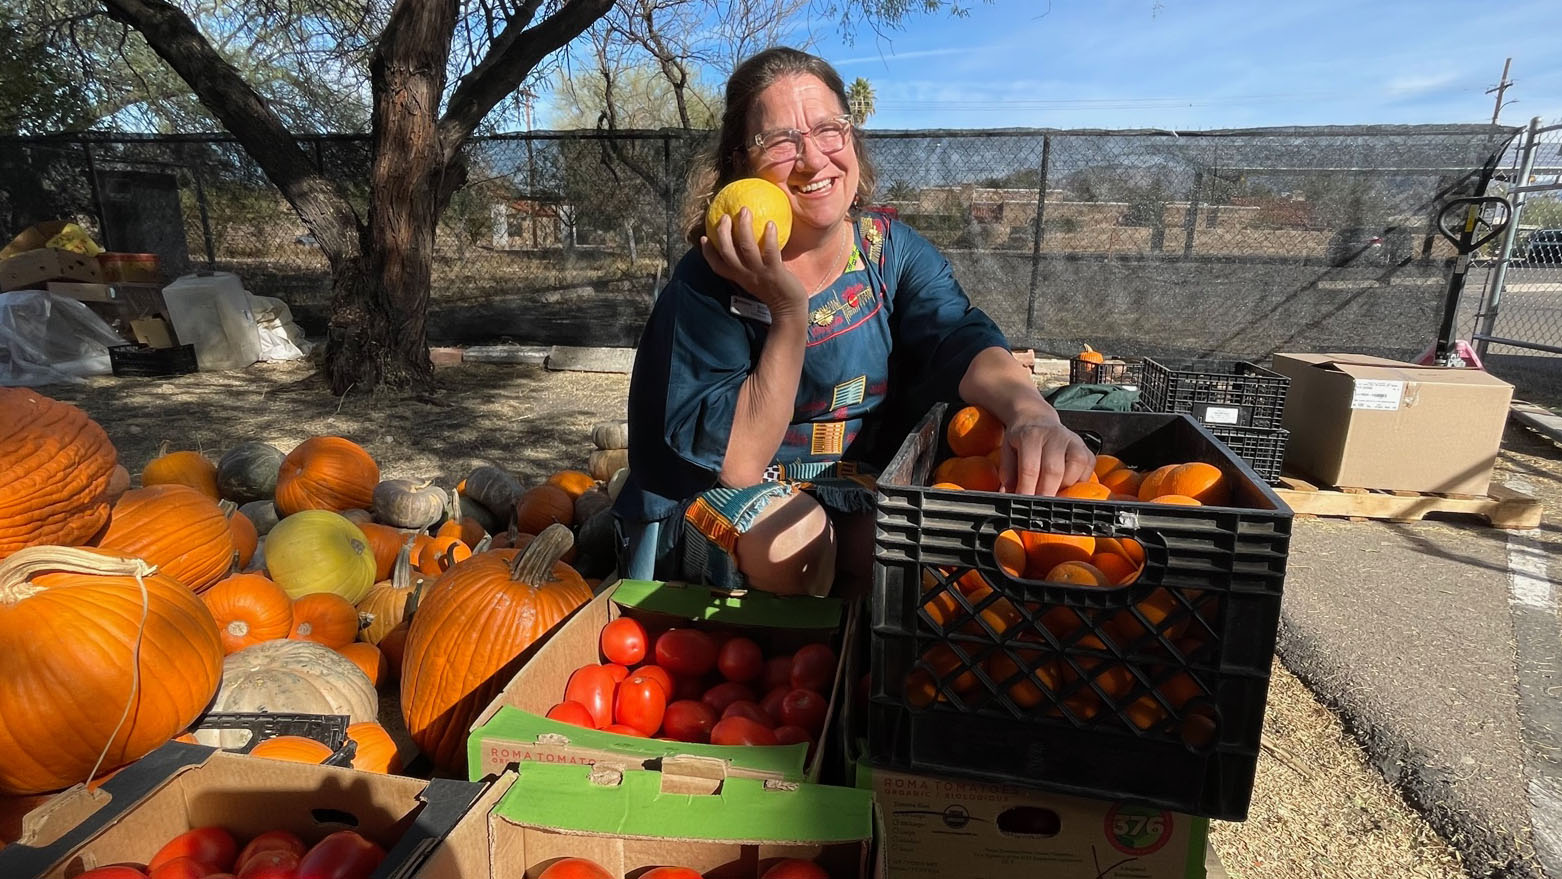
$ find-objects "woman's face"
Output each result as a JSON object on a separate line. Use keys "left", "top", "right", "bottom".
{"left": 745, "top": 73, "right": 859, "bottom": 238}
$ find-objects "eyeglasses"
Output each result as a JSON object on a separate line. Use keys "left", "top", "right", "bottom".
{"left": 748, "top": 115, "right": 854, "bottom": 163}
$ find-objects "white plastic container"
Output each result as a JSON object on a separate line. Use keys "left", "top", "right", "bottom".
{"left": 160, "top": 272, "right": 262, "bottom": 371}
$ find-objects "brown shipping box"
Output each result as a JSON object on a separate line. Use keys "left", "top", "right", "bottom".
{"left": 0, "top": 743, "right": 492, "bottom": 879}
{"left": 0, "top": 248, "right": 103, "bottom": 292}
{"left": 1271, "top": 353, "right": 1513, "bottom": 495}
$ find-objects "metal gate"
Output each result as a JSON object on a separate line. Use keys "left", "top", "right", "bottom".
{"left": 1474, "top": 117, "right": 1562, "bottom": 358}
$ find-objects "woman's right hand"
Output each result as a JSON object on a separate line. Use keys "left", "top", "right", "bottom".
{"left": 701, "top": 209, "right": 809, "bottom": 319}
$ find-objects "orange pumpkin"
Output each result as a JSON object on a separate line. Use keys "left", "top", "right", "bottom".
{"left": 417, "top": 535, "right": 470, "bottom": 576}
{"left": 401, "top": 525, "right": 592, "bottom": 772}
{"left": 378, "top": 621, "right": 410, "bottom": 683}
{"left": 289, "top": 592, "right": 360, "bottom": 649}
{"left": 274, "top": 437, "right": 380, "bottom": 516}
{"left": 357, "top": 522, "right": 408, "bottom": 582}
{"left": 515, "top": 484, "right": 574, "bottom": 535}
{"left": 346, "top": 721, "right": 402, "bottom": 774}
{"left": 336, "top": 642, "right": 387, "bottom": 687}
{"left": 1076, "top": 344, "right": 1105, "bottom": 364}
{"left": 104, "top": 465, "right": 131, "bottom": 507}
{"left": 249, "top": 735, "right": 333, "bottom": 764}
{"left": 0, "top": 390, "right": 118, "bottom": 560}
{"left": 97, "top": 485, "right": 236, "bottom": 594}
{"left": 228, "top": 509, "right": 258, "bottom": 570}
{"left": 0, "top": 547, "right": 223, "bottom": 795}
{"left": 202, "top": 573, "right": 293, "bottom": 655}
{"left": 357, "top": 542, "right": 429, "bottom": 646}
{"left": 546, "top": 470, "right": 597, "bottom": 500}
{"left": 141, "top": 450, "right": 219, "bottom": 500}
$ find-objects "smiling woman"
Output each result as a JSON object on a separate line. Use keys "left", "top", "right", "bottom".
{"left": 614, "top": 47, "right": 1095, "bottom": 598}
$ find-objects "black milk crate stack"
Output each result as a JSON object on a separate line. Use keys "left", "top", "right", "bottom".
{"left": 1135, "top": 358, "right": 1288, "bottom": 428}
{"left": 108, "top": 343, "right": 198, "bottom": 377}
{"left": 1068, "top": 356, "right": 1144, "bottom": 386}
{"left": 1206, "top": 425, "right": 1288, "bottom": 484}
{"left": 869, "top": 404, "right": 1292, "bottom": 820}
{"left": 191, "top": 712, "right": 357, "bottom": 767}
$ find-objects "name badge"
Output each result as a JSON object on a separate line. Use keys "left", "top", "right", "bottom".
{"left": 729, "top": 295, "right": 772, "bottom": 325}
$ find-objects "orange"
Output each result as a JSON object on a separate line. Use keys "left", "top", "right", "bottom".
{"left": 995, "top": 529, "right": 1028, "bottom": 577}
{"left": 921, "top": 590, "right": 965, "bottom": 630}
{"left": 986, "top": 648, "right": 1058, "bottom": 709}
{"left": 986, "top": 447, "right": 1004, "bottom": 470}
{"left": 1097, "top": 537, "right": 1146, "bottom": 566}
{"left": 937, "top": 456, "right": 1001, "bottom": 492}
{"left": 1021, "top": 532, "right": 1095, "bottom": 577}
{"left": 1099, "top": 467, "right": 1143, "bottom": 496}
{"left": 1045, "top": 561, "right": 1112, "bottom": 587}
{"left": 1180, "top": 705, "right": 1219, "bottom": 748}
{"left": 1091, "top": 551, "right": 1139, "bottom": 586}
{"left": 1153, "top": 494, "right": 1202, "bottom": 506}
{"left": 922, "top": 645, "right": 979, "bottom": 693}
{"left": 904, "top": 669, "right": 937, "bottom": 708}
{"left": 1137, "top": 464, "right": 1178, "bottom": 500}
{"left": 1040, "top": 605, "right": 1086, "bottom": 641}
{"left": 1058, "top": 481, "right": 1111, "bottom": 501}
{"left": 706, "top": 178, "right": 792, "bottom": 248}
{"left": 1126, "top": 693, "right": 1169, "bottom": 730}
{"left": 947, "top": 405, "right": 1006, "bottom": 457}
{"left": 931, "top": 482, "right": 963, "bottom": 490}
{"left": 1092, "top": 455, "right": 1123, "bottom": 479}
{"left": 1162, "top": 462, "right": 1229, "bottom": 506}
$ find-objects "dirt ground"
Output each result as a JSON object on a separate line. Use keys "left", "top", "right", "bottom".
{"left": 44, "top": 360, "right": 1469, "bottom": 879}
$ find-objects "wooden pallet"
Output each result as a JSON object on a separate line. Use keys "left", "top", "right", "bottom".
{"left": 1274, "top": 475, "right": 1542, "bottom": 529}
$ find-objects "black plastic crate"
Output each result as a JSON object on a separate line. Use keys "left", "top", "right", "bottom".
{"left": 1135, "top": 358, "right": 1288, "bottom": 428}
{"left": 191, "top": 712, "right": 357, "bottom": 767}
{"left": 1069, "top": 357, "right": 1143, "bottom": 386}
{"left": 108, "top": 343, "right": 198, "bottom": 377}
{"left": 1207, "top": 425, "right": 1288, "bottom": 485}
{"left": 869, "top": 404, "right": 1292, "bottom": 820}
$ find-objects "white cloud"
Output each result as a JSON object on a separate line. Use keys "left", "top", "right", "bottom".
{"left": 1384, "top": 71, "right": 1463, "bottom": 94}
{"left": 832, "top": 46, "right": 975, "bottom": 66}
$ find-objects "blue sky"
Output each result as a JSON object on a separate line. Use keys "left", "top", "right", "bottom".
{"left": 791, "top": 0, "right": 1562, "bottom": 130}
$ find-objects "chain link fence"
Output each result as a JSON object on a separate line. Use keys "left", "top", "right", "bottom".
{"left": 0, "top": 124, "right": 1518, "bottom": 359}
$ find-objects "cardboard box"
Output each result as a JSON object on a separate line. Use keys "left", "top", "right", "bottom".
{"left": 418, "top": 759, "right": 871, "bottom": 879}
{"left": 131, "top": 317, "right": 176, "bottom": 349}
{"left": 0, "top": 743, "right": 489, "bottom": 879}
{"left": 1271, "top": 353, "right": 1514, "bottom": 495}
{"left": 0, "top": 247, "right": 104, "bottom": 291}
{"left": 469, "top": 579, "right": 851, "bottom": 783}
{"left": 42, "top": 281, "right": 114, "bottom": 302}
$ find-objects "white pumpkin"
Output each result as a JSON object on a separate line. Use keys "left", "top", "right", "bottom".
{"left": 196, "top": 639, "right": 377, "bottom": 749}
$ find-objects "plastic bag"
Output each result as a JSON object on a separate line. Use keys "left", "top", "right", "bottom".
{"left": 248, "top": 293, "right": 312, "bottom": 361}
{"left": 0, "top": 291, "right": 125, "bottom": 386}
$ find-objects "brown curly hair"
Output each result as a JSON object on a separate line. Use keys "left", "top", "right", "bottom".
{"left": 682, "top": 47, "right": 878, "bottom": 246}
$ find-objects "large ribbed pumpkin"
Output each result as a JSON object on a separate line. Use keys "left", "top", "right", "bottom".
{"left": 401, "top": 525, "right": 592, "bottom": 772}
{"left": 96, "top": 485, "right": 236, "bottom": 594}
{"left": 265, "top": 510, "right": 377, "bottom": 604}
{"left": 274, "top": 437, "right": 380, "bottom": 516}
{"left": 198, "top": 639, "right": 377, "bottom": 750}
{"left": 0, "top": 390, "right": 118, "bottom": 560}
{"left": 0, "top": 547, "right": 223, "bottom": 795}
{"left": 202, "top": 572, "right": 293, "bottom": 655}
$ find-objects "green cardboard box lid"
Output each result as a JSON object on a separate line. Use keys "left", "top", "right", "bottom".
{"left": 496, "top": 760, "right": 872, "bottom": 842}
{"left": 612, "top": 580, "right": 842, "bottom": 628}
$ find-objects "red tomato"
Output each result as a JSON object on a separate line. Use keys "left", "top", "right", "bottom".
{"left": 641, "top": 869, "right": 703, "bottom": 879}
{"left": 655, "top": 629, "right": 717, "bottom": 677}
{"left": 74, "top": 869, "right": 150, "bottom": 879}
{"left": 149, "top": 859, "right": 209, "bottom": 879}
{"left": 564, "top": 665, "right": 618, "bottom": 728}
{"left": 716, "top": 637, "right": 764, "bottom": 682}
{"left": 150, "top": 827, "right": 238, "bottom": 873}
{"left": 779, "top": 688, "right": 828, "bottom": 736}
{"left": 763, "top": 655, "right": 793, "bottom": 691}
{"left": 661, "top": 699, "right": 718, "bottom": 743}
{"left": 537, "top": 857, "right": 613, "bottom": 879}
{"left": 236, "top": 830, "right": 306, "bottom": 869}
{"left": 790, "top": 644, "right": 837, "bottom": 693}
{"left": 602, "top": 663, "right": 630, "bottom": 683}
{"left": 614, "top": 674, "right": 668, "bottom": 736}
{"left": 237, "top": 848, "right": 300, "bottom": 878}
{"left": 672, "top": 675, "right": 706, "bottom": 702}
{"left": 761, "top": 858, "right": 831, "bottom": 879}
{"left": 772, "top": 725, "right": 812, "bottom": 747}
{"left": 720, "top": 700, "right": 774, "bottom": 728}
{"left": 545, "top": 701, "right": 596, "bottom": 728}
{"left": 700, "top": 681, "right": 756, "bottom": 714}
{"left": 602, "top": 723, "right": 648, "bottom": 737}
{"left": 206, "top": 875, "right": 238, "bottom": 879}
{"left": 710, "top": 715, "right": 779, "bottom": 746}
{"left": 633, "top": 664, "right": 674, "bottom": 696}
{"left": 600, "top": 617, "right": 648, "bottom": 666}
{"left": 760, "top": 686, "right": 789, "bottom": 724}
{"left": 295, "top": 830, "right": 384, "bottom": 879}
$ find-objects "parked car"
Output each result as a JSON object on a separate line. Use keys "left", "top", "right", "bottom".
{"left": 1325, "top": 226, "right": 1413, "bottom": 267}
{"left": 1526, "top": 229, "right": 1562, "bottom": 264}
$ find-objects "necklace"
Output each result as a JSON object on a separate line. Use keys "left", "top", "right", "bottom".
{"left": 799, "top": 225, "right": 852, "bottom": 296}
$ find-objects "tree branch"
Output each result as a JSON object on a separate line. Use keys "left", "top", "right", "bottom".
{"left": 439, "top": 0, "right": 613, "bottom": 161}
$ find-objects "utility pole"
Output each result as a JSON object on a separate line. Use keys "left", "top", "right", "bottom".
{"left": 1487, "top": 57, "right": 1514, "bottom": 125}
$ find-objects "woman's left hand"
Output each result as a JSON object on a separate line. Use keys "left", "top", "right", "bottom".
{"left": 999, "top": 412, "right": 1095, "bottom": 496}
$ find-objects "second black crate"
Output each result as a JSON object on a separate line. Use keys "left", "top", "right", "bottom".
{"left": 1136, "top": 358, "right": 1288, "bottom": 428}
{"left": 1206, "top": 424, "right": 1288, "bottom": 484}
{"left": 1068, "top": 356, "right": 1143, "bottom": 386}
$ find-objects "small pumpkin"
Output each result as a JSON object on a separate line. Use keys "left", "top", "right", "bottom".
{"left": 228, "top": 508, "right": 258, "bottom": 571}
{"left": 337, "top": 642, "right": 387, "bottom": 687}
{"left": 199, "top": 639, "right": 377, "bottom": 749}
{"left": 378, "top": 621, "right": 410, "bottom": 683}
{"left": 587, "top": 449, "right": 629, "bottom": 482}
{"left": 416, "top": 535, "right": 470, "bottom": 576}
{"left": 141, "top": 449, "right": 219, "bottom": 500}
{"left": 238, "top": 500, "right": 280, "bottom": 536}
{"left": 1076, "top": 343, "right": 1105, "bottom": 364}
{"left": 248, "top": 735, "right": 333, "bottom": 764}
{"left": 401, "top": 524, "right": 593, "bottom": 772}
{"left": 346, "top": 721, "right": 401, "bottom": 774}
{"left": 358, "top": 522, "right": 409, "bottom": 582}
{"left": 606, "top": 467, "right": 629, "bottom": 503}
{"left": 591, "top": 422, "right": 630, "bottom": 451}
{"left": 202, "top": 572, "right": 293, "bottom": 655}
{"left": 0, "top": 547, "right": 223, "bottom": 795}
{"left": 0, "top": 389, "right": 118, "bottom": 560}
{"left": 217, "top": 442, "right": 286, "bottom": 504}
{"left": 97, "top": 485, "right": 236, "bottom": 594}
{"left": 573, "top": 488, "right": 611, "bottom": 525}
{"left": 289, "top": 592, "right": 360, "bottom": 649}
{"left": 357, "top": 542, "right": 428, "bottom": 646}
{"left": 515, "top": 484, "right": 574, "bottom": 535}
{"left": 274, "top": 437, "right": 380, "bottom": 516}
{"left": 372, "top": 479, "right": 447, "bottom": 531}
{"left": 462, "top": 465, "right": 520, "bottom": 523}
{"left": 265, "top": 510, "right": 377, "bottom": 604}
{"left": 547, "top": 470, "right": 597, "bottom": 500}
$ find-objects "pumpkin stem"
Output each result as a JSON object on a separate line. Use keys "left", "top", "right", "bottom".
{"left": 218, "top": 499, "right": 238, "bottom": 517}
{"left": 0, "top": 546, "right": 157, "bottom": 605}
{"left": 472, "top": 534, "right": 494, "bottom": 554}
{"left": 509, "top": 523, "right": 574, "bottom": 584}
{"left": 1081, "top": 343, "right": 1096, "bottom": 354}
{"left": 392, "top": 539, "right": 417, "bottom": 591}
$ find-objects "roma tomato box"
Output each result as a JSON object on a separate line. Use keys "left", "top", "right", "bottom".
{"left": 415, "top": 758, "right": 871, "bottom": 879}
{"left": 468, "top": 579, "right": 854, "bottom": 783}
{"left": 0, "top": 743, "right": 490, "bottom": 879}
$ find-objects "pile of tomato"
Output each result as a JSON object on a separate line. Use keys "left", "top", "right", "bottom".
{"left": 73, "top": 826, "right": 384, "bottom": 878}
{"left": 538, "top": 856, "right": 829, "bottom": 878}
{"left": 545, "top": 617, "right": 838, "bottom": 752}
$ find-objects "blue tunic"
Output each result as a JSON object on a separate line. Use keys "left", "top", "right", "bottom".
{"left": 615, "top": 213, "right": 1009, "bottom": 527}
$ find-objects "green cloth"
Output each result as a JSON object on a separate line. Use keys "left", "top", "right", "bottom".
{"left": 1045, "top": 382, "right": 1140, "bottom": 411}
